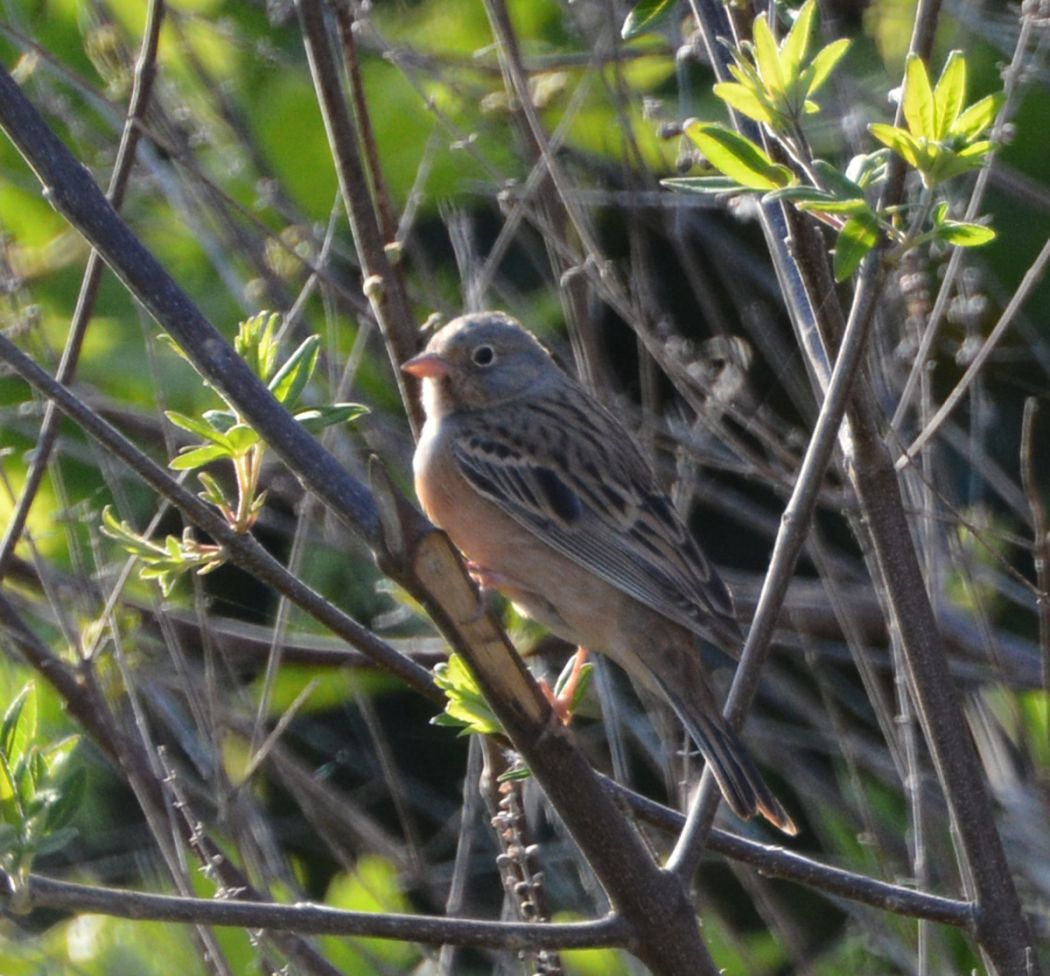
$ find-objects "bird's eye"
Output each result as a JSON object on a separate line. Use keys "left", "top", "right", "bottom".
{"left": 472, "top": 345, "right": 496, "bottom": 367}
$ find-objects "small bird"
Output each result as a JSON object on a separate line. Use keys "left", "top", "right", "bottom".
{"left": 402, "top": 311, "right": 796, "bottom": 834}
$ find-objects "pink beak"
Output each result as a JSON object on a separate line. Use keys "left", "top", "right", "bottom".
{"left": 401, "top": 351, "right": 449, "bottom": 379}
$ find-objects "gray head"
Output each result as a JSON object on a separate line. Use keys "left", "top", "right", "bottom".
{"left": 402, "top": 312, "right": 560, "bottom": 412}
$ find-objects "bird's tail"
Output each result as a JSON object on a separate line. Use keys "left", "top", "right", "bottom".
{"left": 653, "top": 667, "right": 798, "bottom": 835}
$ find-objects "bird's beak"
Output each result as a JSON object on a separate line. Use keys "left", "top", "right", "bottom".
{"left": 401, "top": 351, "right": 449, "bottom": 379}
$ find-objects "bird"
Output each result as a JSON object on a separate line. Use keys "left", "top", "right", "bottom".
{"left": 402, "top": 311, "right": 796, "bottom": 834}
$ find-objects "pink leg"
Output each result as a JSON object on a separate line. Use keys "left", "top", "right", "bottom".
{"left": 465, "top": 560, "right": 514, "bottom": 592}
{"left": 540, "top": 648, "right": 590, "bottom": 725}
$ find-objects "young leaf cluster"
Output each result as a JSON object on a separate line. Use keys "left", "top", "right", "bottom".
{"left": 432, "top": 653, "right": 505, "bottom": 737}
{"left": 103, "top": 312, "right": 366, "bottom": 595}
{"left": 664, "top": 0, "right": 1002, "bottom": 281}
{"left": 100, "top": 506, "right": 225, "bottom": 597}
{"left": 870, "top": 53, "right": 1003, "bottom": 188}
{"left": 714, "top": 0, "right": 849, "bottom": 136}
{"left": 0, "top": 685, "right": 83, "bottom": 894}
{"left": 432, "top": 651, "right": 594, "bottom": 740}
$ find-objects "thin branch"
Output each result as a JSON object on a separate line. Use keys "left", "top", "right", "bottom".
{"left": 0, "top": 0, "right": 164, "bottom": 581}
{"left": 8, "top": 870, "right": 628, "bottom": 952}
{"left": 0, "top": 330, "right": 438, "bottom": 702}
{"left": 668, "top": 251, "right": 886, "bottom": 880}
{"left": 295, "top": 0, "right": 423, "bottom": 432}
{"left": 900, "top": 233, "right": 1050, "bottom": 465}
{"left": 610, "top": 781, "right": 975, "bottom": 929}
{"left": 1020, "top": 398, "right": 1050, "bottom": 749}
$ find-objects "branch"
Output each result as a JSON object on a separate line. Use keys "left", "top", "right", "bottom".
{"left": 0, "top": 0, "right": 164, "bottom": 584}
{"left": 296, "top": 0, "right": 423, "bottom": 432}
{"left": 0, "top": 62, "right": 722, "bottom": 976}
{"left": 7, "top": 870, "right": 627, "bottom": 952}
{"left": 0, "top": 330, "right": 437, "bottom": 701}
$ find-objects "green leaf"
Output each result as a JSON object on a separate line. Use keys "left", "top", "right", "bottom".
{"left": 933, "top": 50, "right": 966, "bottom": 139}
{"left": 497, "top": 765, "right": 533, "bottom": 783}
{"left": 661, "top": 175, "right": 750, "bottom": 196}
{"left": 170, "top": 443, "right": 231, "bottom": 471}
{"left": 294, "top": 403, "right": 369, "bottom": 433}
{"left": 797, "top": 197, "right": 872, "bottom": 215}
{"left": 833, "top": 211, "right": 879, "bottom": 281}
{"left": 100, "top": 507, "right": 166, "bottom": 558}
{"left": 936, "top": 220, "right": 996, "bottom": 246}
{"left": 33, "top": 826, "right": 78, "bottom": 856}
{"left": 801, "top": 37, "right": 850, "bottom": 96}
{"left": 928, "top": 142, "right": 993, "bottom": 183}
{"left": 621, "top": 0, "right": 675, "bottom": 39}
{"left": 812, "top": 158, "right": 866, "bottom": 198}
{"left": 752, "top": 16, "right": 785, "bottom": 94}
{"left": 432, "top": 654, "right": 503, "bottom": 737}
{"left": 844, "top": 150, "right": 890, "bottom": 188}
{"left": 268, "top": 335, "right": 320, "bottom": 408}
{"left": 197, "top": 471, "right": 230, "bottom": 508}
{"left": 236, "top": 311, "right": 281, "bottom": 381}
{"left": 201, "top": 409, "right": 238, "bottom": 433}
{"left": 951, "top": 92, "right": 1004, "bottom": 140}
{"left": 225, "top": 424, "right": 261, "bottom": 455}
{"left": 0, "top": 752, "right": 21, "bottom": 823}
{"left": 1, "top": 685, "right": 36, "bottom": 764}
{"left": 868, "top": 123, "right": 924, "bottom": 169}
{"left": 764, "top": 186, "right": 839, "bottom": 206}
{"left": 903, "top": 54, "right": 935, "bottom": 139}
{"left": 684, "top": 121, "right": 793, "bottom": 190}
{"left": 780, "top": 0, "right": 815, "bottom": 78}
{"left": 44, "top": 767, "right": 85, "bottom": 832}
{"left": 42, "top": 736, "right": 79, "bottom": 778}
{"left": 713, "top": 82, "right": 776, "bottom": 123}
{"left": 165, "top": 411, "right": 233, "bottom": 449}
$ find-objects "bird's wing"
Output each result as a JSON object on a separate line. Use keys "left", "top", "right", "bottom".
{"left": 451, "top": 389, "right": 739, "bottom": 645}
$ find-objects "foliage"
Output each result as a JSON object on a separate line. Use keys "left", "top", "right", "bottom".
{"left": 0, "top": 685, "right": 82, "bottom": 895}
{"left": 666, "top": 0, "right": 1003, "bottom": 280}
{"left": 101, "top": 312, "right": 366, "bottom": 594}
{"left": 0, "top": 0, "right": 1047, "bottom": 973}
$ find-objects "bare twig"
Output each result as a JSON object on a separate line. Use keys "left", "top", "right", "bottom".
{"left": 8, "top": 870, "right": 628, "bottom": 951}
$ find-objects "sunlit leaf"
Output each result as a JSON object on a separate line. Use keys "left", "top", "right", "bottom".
{"left": 868, "top": 123, "right": 923, "bottom": 169}
{"left": 802, "top": 37, "right": 850, "bottom": 96}
{"left": 294, "top": 403, "right": 369, "bottom": 433}
{"left": 662, "top": 175, "right": 749, "bottom": 195}
{"left": 621, "top": 0, "right": 675, "bottom": 39}
{"left": 43, "top": 767, "right": 84, "bottom": 832}
{"left": 268, "top": 334, "right": 320, "bottom": 408}
{"left": 165, "top": 411, "right": 232, "bottom": 449}
{"left": 780, "top": 0, "right": 815, "bottom": 78}
{"left": 797, "top": 197, "right": 872, "bottom": 215}
{"left": 1, "top": 685, "right": 36, "bottom": 765}
{"left": 170, "top": 444, "right": 231, "bottom": 471}
{"left": 713, "top": 82, "right": 776, "bottom": 123}
{"left": 684, "top": 121, "right": 793, "bottom": 190}
{"left": 903, "top": 54, "right": 935, "bottom": 139}
{"left": 935, "top": 221, "right": 996, "bottom": 246}
{"left": 933, "top": 50, "right": 966, "bottom": 139}
{"left": 225, "top": 424, "right": 260, "bottom": 455}
{"left": 951, "top": 92, "right": 1004, "bottom": 140}
{"left": 752, "top": 16, "right": 785, "bottom": 94}
{"left": 432, "top": 654, "right": 503, "bottom": 736}
{"left": 833, "top": 211, "right": 879, "bottom": 281}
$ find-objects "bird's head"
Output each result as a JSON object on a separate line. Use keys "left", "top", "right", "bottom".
{"left": 402, "top": 311, "right": 557, "bottom": 414}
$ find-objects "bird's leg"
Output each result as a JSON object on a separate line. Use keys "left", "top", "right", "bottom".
{"left": 540, "top": 648, "right": 590, "bottom": 725}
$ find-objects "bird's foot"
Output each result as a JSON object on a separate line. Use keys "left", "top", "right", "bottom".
{"left": 465, "top": 560, "right": 513, "bottom": 593}
{"left": 540, "top": 648, "right": 590, "bottom": 726}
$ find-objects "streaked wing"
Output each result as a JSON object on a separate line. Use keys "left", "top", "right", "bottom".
{"left": 451, "top": 386, "right": 739, "bottom": 644}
